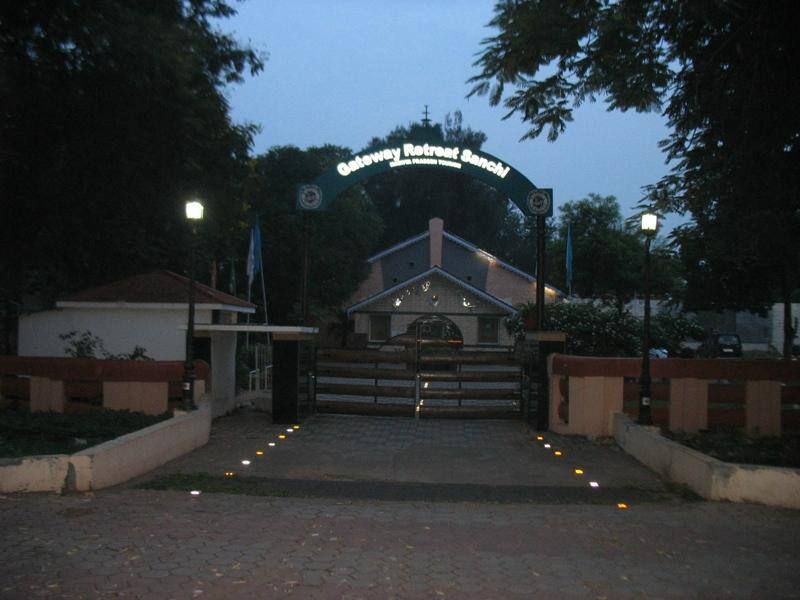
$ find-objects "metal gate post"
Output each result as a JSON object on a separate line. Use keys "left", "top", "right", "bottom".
{"left": 414, "top": 373, "right": 421, "bottom": 419}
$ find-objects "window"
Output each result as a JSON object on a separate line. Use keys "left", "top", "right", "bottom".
{"left": 369, "top": 315, "right": 391, "bottom": 342}
{"left": 477, "top": 317, "right": 499, "bottom": 344}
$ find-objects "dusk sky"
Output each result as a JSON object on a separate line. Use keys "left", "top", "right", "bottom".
{"left": 222, "top": 0, "right": 682, "bottom": 230}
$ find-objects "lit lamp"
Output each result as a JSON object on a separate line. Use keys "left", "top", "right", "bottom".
{"left": 182, "top": 199, "right": 204, "bottom": 410}
{"left": 638, "top": 212, "right": 658, "bottom": 425}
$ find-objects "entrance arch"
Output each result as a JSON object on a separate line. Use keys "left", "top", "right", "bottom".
{"left": 296, "top": 141, "right": 552, "bottom": 218}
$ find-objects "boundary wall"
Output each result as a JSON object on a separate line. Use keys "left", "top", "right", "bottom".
{"left": 613, "top": 413, "right": 800, "bottom": 509}
{"left": 0, "top": 404, "right": 211, "bottom": 493}
{"left": 549, "top": 355, "right": 800, "bottom": 437}
{"left": 0, "top": 356, "right": 209, "bottom": 414}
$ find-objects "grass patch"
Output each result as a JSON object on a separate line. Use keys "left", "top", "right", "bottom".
{"left": 0, "top": 408, "right": 170, "bottom": 457}
{"left": 666, "top": 427, "right": 800, "bottom": 468}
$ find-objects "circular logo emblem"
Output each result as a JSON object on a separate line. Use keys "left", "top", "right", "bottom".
{"left": 298, "top": 185, "right": 323, "bottom": 210}
{"left": 526, "top": 190, "right": 551, "bottom": 215}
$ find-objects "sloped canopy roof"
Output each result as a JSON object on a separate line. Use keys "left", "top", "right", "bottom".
{"left": 59, "top": 270, "right": 255, "bottom": 311}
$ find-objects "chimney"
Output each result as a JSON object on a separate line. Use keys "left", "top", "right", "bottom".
{"left": 429, "top": 217, "right": 443, "bottom": 268}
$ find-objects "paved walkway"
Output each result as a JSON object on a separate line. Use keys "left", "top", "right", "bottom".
{"left": 2, "top": 410, "right": 799, "bottom": 599}
{"left": 135, "top": 410, "right": 666, "bottom": 494}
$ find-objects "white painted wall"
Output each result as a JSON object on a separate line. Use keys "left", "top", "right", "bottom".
{"left": 210, "top": 331, "right": 237, "bottom": 404}
{"left": 770, "top": 302, "right": 800, "bottom": 351}
{"left": 18, "top": 306, "right": 212, "bottom": 360}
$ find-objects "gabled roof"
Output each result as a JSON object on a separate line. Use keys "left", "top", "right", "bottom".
{"left": 368, "top": 232, "right": 429, "bottom": 263}
{"left": 366, "top": 226, "right": 544, "bottom": 286}
{"left": 442, "top": 230, "right": 537, "bottom": 283}
{"left": 58, "top": 271, "right": 255, "bottom": 311}
{"left": 347, "top": 266, "right": 516, "bottom": 316}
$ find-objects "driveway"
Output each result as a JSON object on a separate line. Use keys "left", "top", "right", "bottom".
{"left": 134, "top": 410, "right": 668, "bottom": 503}
{"left": 3, "top": 410, "right": 799, "bottom": 599}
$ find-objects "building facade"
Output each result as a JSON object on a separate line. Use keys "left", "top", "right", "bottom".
{"left": 347, "top": 218, "right": 560, "bottom": 347}
{"left": 17, "top": 271, "right": 256, "bottom": 404}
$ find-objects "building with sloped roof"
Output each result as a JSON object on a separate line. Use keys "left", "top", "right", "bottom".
{"left": 17, "top": 271, "right": 256, "bottom": 405}
{"left": 347, "top": 218, "right": 560, "bottom": 347}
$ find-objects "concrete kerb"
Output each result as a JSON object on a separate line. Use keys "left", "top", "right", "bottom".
{"left": 0, "top": 403, "right": 212, "bottom": 494}
{"left": 612, "top": 412, "right": 800, "bottom": 509}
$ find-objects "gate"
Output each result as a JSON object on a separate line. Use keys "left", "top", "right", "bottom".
{"left": 315, "top": 344, "right": 526, "bottom": 418}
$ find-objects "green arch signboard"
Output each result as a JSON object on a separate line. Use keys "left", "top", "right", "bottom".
{"left": 297, "top": 141, "right": 552, "bottom": 217}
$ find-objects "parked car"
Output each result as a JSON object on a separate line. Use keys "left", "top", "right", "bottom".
{"left": 649, "top": 347, "right": 669, "bottom": 358}
{"left": 696, "top": 333, "right": 742, "bottom": 358}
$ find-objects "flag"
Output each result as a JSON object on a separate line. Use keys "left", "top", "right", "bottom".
{"left": 565, "top": 223, "right": 573, "bottom": 296}
{"left": 246, "top": 218, "right": 262, "bottom": 289}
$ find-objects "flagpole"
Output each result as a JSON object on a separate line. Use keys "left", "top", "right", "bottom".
{"left": 259, "top": 257, "right": 270, "bottom": 347}
{"left": 565, "top": 223, "right": 574, "bottom": 298}
{"left": 246, "top": 277, "right": 252, "bottom": 350}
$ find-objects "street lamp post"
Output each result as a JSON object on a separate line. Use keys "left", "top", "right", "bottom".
{"left": 638, "top": 212, "right": 658, "bottom": 425}
{"left": 182, "top": 199, "right": 204, "bottom": 411}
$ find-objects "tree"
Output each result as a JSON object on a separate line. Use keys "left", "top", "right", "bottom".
{"left": 0, "top": 0, "right": 263, "bottom": 317}
{"left": 245, "top": 145, "right": 383, "bottom": 325}
{"left": 469, "top": 0, "right": 800, "bottom": 356}
{"left": 548, "top": 194, "right": 683, "bottom": 311}
{"left": 363, "top": 112, "right": 530, "bottom": 268}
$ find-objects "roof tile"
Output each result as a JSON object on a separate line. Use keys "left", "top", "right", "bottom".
{"left": 61, "top": 271, "right": 255, "bottom": 309}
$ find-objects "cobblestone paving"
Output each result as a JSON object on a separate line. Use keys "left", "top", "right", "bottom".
{"left": 140, "top": 411, "right": 665, "bottom": 490}
{"left": 3, "top": 411, "right": 798, "bottom": 598}
{"left": 1, "top": 490, "right": 798, "bottom": 599}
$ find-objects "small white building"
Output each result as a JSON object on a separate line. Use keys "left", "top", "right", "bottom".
{"left": 18, "top": 270, "right": 255, "bottom": 404}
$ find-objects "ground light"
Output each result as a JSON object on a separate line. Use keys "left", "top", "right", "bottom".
{"left": 190, "top": 490, "right": 201, "bottom": 496}
{"left": 543, "top": 443, "right": 551, "bottom": 449}
{"left": 536, "top": 435, "right": 544, "bottom": 441}
{"left": 554, "top": 450, "right": 562, "bottom": 457}
{"left": 241, "top": 460, "right": 251, "bottom": 465}
{"left": 268, "top": 442, "right": 276, "bottom": 447}
{"left": 224, "top": 471, "right": 235, "bottom": 477}
{"left": 574, "top": 468, "right": 584, "bottom": 475}
{"left": 589, "top": 481, "right": 600, "bottom": 488}
{"left": 617, "top": 503, "right": 629, "bottom": 510}
{"left": 256, "top": 450, "right": 264, "bottom": 456}
{"left": 278, "top": 434, "right": 286, "bottom": 440}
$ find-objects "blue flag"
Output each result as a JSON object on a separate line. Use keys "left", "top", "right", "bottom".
{"left": 246, "top": 218, "right": 262, "bottom": 289}
{"left": 565, "top": 223, "right": 573, "bottom": 296}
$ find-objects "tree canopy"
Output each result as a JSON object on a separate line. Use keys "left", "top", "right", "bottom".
{"left": 0, "top": 0, "right": 263, "bottom": 309}
{"left": 245, "top": 145, "right": 383, "bottom": 325}
{"left": 363, "top": 112, "right": 530, "bottom": 269}
{"left": 546, "top": 194, "right": 683, "bottom": 310}
{"left": 469, "top": 0, "right": 800, "bottom": 354}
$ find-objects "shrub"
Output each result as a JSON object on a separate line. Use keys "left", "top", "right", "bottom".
{"left": 506, "top": 301, "right": 703, "bottom": 357}
{"left": 545, "top": 302, "right": 641, "bottom": 356}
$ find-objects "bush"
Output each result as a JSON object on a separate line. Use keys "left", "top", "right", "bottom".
{"left": 650, "top": 312, "right": 704, "bottom": 356}
{"left": 545, "top": 303, "right": 641, "bottom": 356}
{"left": 59, "top": 330, "right": 151, "bottom": 360}
{"left": 506, "top": 301, "right": 703, "bottom": 357}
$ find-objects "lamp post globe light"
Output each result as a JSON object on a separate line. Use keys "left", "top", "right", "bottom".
{"left": 638, "top": 211, "right": 658, "bottom": 425}
{"left": 182, "top": 199, "right": 204, "bottom": 411}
